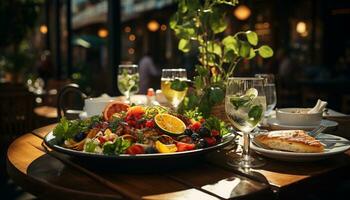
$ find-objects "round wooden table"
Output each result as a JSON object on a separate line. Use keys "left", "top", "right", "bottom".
{"left": 7, "top": 120, "right": 350, "bottom": 200}
{"left": 6, "top": 124, "right": 273, "bottom": 200}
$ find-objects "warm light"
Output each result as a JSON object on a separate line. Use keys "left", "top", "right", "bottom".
{"left": 296, "top": 21, "right": 308, "bottom": 37}
{"left": 98, "top": 28, "right": 108, "bottom": 38}
{"left": 129, "top": 34, "right": 136, "bottom": 41}
{"left": 147, "top": 20, "right": 160, "bottom": 32}
{"left": 160, "top": 24, "right": 167, "bottom": 31}
{"left": 234, "top": 5, "right": 251, "bottom": 21}
{"left": 124, "top": 26, "right": 131, "bottom": 33}
{"left": 128, "top": 48, "right": 135, "bottom": 54}
{"left": 39, "top": 25, "right": 48, "bottom": 34}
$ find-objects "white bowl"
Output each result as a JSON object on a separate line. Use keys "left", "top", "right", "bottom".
{"left": 276, "top": 108, "right": 322, "bottom": 126}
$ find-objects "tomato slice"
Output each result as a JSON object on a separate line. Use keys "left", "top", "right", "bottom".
{"left": 126, "top": 144, "right": 145, "bottom": 155}
{"left": 176, "top": 142, "right": 196, "bottom": 152}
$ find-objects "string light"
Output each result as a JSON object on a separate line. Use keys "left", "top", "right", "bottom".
{"left": 98, "top": 28, "right": 108, "bottom": 38}
{"left": 147, "top": 20, "right": 160, "bottom": 32}
{"left": 39, "top": 25, "right": 48, "bottom": 34}
{"left": 234, "top": 5, "right": 251, "bottom": 20}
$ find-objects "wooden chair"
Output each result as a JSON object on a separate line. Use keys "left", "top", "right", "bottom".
{"left": 0, "top": 83, "right": 35, "bottom": 136}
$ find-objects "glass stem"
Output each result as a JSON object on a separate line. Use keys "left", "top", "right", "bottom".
{"left": 242, "top": 132, "right": 250, "bottom": 162}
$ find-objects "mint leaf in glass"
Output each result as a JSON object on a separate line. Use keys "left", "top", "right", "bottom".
{"left": 170, "top": 79, "right": 188, "bottom": 91}
{"left": 248, "top": 105, "right": 263, "bottom": 122}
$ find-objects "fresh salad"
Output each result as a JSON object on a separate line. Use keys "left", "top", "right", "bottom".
{"left": 53, "top": 101, "right": 230, "bottom": 155}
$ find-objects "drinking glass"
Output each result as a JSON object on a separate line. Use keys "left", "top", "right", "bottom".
{"left": 255, "top": 74, "right": 277, "bottom": 116}
{"left": 161, "top": 69, "right": 188, "bottom": 111}
{"left": 225, "top": 77, "right": 266, "bottom": 168}
{"left": 117, "top": 64, "right": 139, "bottom": 103}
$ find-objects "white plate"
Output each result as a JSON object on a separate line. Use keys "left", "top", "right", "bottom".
{"left": 251, "top": 133, "right": 350, "bottom": 162}
{"left": 267, "top": 118, "right": 338, "bottom": 131}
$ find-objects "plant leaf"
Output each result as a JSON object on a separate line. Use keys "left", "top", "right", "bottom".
{"left": 248, "top": 105, "right": 263, "bottom": 122}
{"left": 246, "top": 31, "right": 258, "bottom": 46}
{"left": 248, "top": 48, "right": 256, "bottom": 59}
{"left": 209, "top": 9, "right": 227, "bottom": 34}
{"left": 178, "top": 0, "right": 187, "bottom": 13}
{"left": 209, "top": 87, "right": 225, "bottom": 103}
{"left": 222, "top": 36, "right": 239, "bottom": 54}
{"left": 239, "top": 41, "right": 251, "bottom": 58}
{"left": 178, "top": 39, "right": 191, "bottom": 52}
{"left": 194, "top": 76, "right": 204, "bottom": 89}
{"left": 207, "top": 41, "right": 222, "bottom": 57}
{"left": 258, "top": 45, "right": 274, "bottom": 58}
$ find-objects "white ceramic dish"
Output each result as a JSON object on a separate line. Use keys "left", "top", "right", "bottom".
{"left": 251, "top": 133, "right": 350, "bottom": 162}
{"left": 267, "top": 118, "right": 338, "bottom": 131}
{"left": 276, "top": 108, "right": 322, "bottom": 126}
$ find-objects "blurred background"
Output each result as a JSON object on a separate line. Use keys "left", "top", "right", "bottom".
{"left": 0, "top": 0, "right": 350, "bottom": 199}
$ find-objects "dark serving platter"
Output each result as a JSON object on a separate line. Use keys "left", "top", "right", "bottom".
{"left": 44, "top": 132, "right": 236, "bottom": 172}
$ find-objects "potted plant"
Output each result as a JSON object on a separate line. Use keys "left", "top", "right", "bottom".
{"left": 170, "top": 0, "right": 273, "bottom": 118}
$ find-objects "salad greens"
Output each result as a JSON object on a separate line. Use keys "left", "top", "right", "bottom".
{"left": 53, "top": 116, "right": 102, "bottom": 140}
{"left": 204, "top": 116, "right": 229, "bottom": 136}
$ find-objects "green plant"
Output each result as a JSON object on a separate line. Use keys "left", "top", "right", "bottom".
{"left": 170, "top": 0, "right": 273, "bottom": 116}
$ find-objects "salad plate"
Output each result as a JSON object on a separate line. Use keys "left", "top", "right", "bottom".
{"left": 44, "top": 132, "right": 235, "bottom": 160}
{"left": 251, "top": 133, "right": 350, "bottom": 162}
{"left": 43, "top": 102, "right": 236, "bottom": 169}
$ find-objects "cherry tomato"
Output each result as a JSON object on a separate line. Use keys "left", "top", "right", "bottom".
{"left": 190, "top": 122, "right": 201, "bottom": 132}
{"left": 126, "top": 144, "right": 145, "bottom": 155}
{"left": 145, "top": 120, "right": 155, "bottom": 128}
{"left": 98, "top": 136, "right": 107, "bottom": 144}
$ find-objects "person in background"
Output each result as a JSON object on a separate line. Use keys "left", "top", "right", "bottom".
{"left": 138, "top": 52, "right": 161, "bottom": 94}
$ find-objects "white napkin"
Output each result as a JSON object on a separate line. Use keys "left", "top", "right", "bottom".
{"left": 308, "top": 99, "right": 327, "bottom": 113}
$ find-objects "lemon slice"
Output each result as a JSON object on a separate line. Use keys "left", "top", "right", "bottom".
{"left": 154, "top": 113, "right": 186, "bottom": 135}
{"left": 245, "top": 88, "right": 258, "bottom": 99}
{"left": 155, "top": 141, "right": 178, "bottom": 153}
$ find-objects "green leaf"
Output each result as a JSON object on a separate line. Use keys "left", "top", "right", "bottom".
{"left": 209, "top": 87, "right": 225, "bottom": 103}
{"left": 195, "top": 65, "right": 209, "bottom": 76}
{"left": 209, "top": 9, "right": 227, "bottom": 34}
{"left": 248, "top": 48, "right": 256, "bottom": 59}
{"left": 103, "top": 141, "right": 117, "bottom": 155}
{"left": 248, "top": 105, "right": 263, "bottom": 122}
{"left": 178, "top": 0, "right": 187, "bottom": 13}
{"left": 84, "top": 140, "right": 97, "bottom": 153}
{"left": 246, "top": 31, "right": 258, "bottom": 46}
{"left": 187, "top": 0, "right": 200, "bottom": 11}
{"left": 222, "top": 36, "right": 239, "bottom": 54}
{"left": 223, "top": 49, "right": 235, "bottom": 63}
{"left": 178, "top": 39, "right": 191, "bottom": 53}
{"left": 258, "top": 45, "right": 274, "bottom": 58}
{"left": 239, "top": 41, "right": 251, "bottom": 58}
{"left": 194, "top": 76, "right": 204, "bottom": 89}
{"left": 169, "top": 13, "right": 178, "bottom": 29}
{"left": 207, "top": 41, "right": 222, "bottom": 57}
{"left": 175, "top": 27, "right": 196, "bottom": 40}
{"left": 230, "top": 96, "right": 251, "bottom": 110}
{"left": 170, "top": 79, "right": 188, "bottom": 91}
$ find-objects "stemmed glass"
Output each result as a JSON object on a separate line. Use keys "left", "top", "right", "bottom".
{"left": 225, "top": 77, "right": 266, "bottom": 168}
{"left": 161, "top": 69, "right": 188, "bottom": 111}
{"left": 255, "top": 74, "right": 277, "bottom": 116}
{"left": 117, "top": 64, "right": 139, "bottom": 103}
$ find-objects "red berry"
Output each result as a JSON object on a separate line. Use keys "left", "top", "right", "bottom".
{"left": 145, "top": 120, "right": 155, "bottom": 128}
{"left": 190, "top": 122, "right": 201, "bottom": 132}
{"left": 204, "top": 137, "right": 217, "bottom": 146}
{"left": 211, "top": 130, "right": 220, "bottom": 137}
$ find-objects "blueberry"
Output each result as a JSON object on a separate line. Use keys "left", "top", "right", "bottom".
{"left": 145, "top": 146, "right": 157, "bottom": 154}
{"left": 191, "top": 133, "right": 200, "bottom": 141}
{"left": 74, "top": 132, "right": 86, "bottom": 142}
{"left": 196, "top": 138, "right": 207, "bottom": 148}
{"left": 184, "top": 128, "right": 193, "bottom": 136}
{"left": 198, "top": 126, "right": 211, "bottom": 137}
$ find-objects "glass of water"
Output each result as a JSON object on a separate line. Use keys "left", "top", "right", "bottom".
{"left": 255, "top": 74, "right": 277, "bottom": 116}
{"left": 225, "top": 77, "right": 266, "bottom": 168}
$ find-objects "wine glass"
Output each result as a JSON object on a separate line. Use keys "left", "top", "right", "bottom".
{"left": 161, "top": 69, "right": 188, "bottom": 111}
{"left": 225, "top": 77, "right": 266, "bottom": 168}
{"left": 117, "top": 64, "right": 139, "bottom": 103}
{"left": 255, "top": 74, "right": 277, "bottom": 116}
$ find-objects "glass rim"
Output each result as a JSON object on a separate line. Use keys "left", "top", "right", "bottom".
{"left": 227, "top": 77, "right": 264, "bottom": 81}
{"left": 162, "top": 68, "right": 186, "bottom": 72}
{"left": 119, "top": 64, "right": 138, "bottom": 68}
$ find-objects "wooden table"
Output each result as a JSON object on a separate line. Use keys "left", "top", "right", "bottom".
{"left": 7, "top": 120, "right": 350, "bottom": 200}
